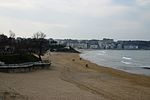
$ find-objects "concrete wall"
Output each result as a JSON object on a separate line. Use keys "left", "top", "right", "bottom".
{"left": 0, "top": 63, "right": 51, "bottom": 73}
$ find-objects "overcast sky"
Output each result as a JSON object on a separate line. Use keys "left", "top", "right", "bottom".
{"left": 0, "top": 0, "right": 150, "bottom": 40}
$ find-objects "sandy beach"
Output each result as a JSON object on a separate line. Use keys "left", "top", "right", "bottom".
{"left": 0, "top": 52, "right": 150, "bottom": 100}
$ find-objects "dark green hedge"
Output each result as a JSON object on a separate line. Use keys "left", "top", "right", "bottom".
{"left": 0, "top": 54, "right": 39, "bottom": 64}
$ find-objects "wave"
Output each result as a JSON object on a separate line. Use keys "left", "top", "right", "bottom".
{"left": 98, "top": 53, "right": 104, "bottom": 55}
{"left": 98, "top": 51, "right": 106, "bottom": 53}
{"left": 102, "top": 51, "right": 106, "bottom": 53}
{"left": 140, "top": 66, "right": 150, "bottom": 69}
{"left": 98, "top": 53, "right": 104, "bottom": 56}
{"left": 121, "top": 61, "right": 132, "bottom": 65}
{"left": 122, "top": 57, "right": 132, "bottom": 60}
{"left": 97, "top": 51, "right": 106, "bottom": 55}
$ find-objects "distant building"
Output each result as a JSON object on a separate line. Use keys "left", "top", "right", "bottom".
{"left": 123, "top": 45, "right": 139, "bottom": 50}
{"left": 117, "top": 44, "right": 123, "bottom": 49}
{"left": 89, "top": 45, "right": 98, "bottom": 49}
{"left": 77, "top": 43, "right": 88, "bottom": 49}
{"left": 55, "top": 39, "right": 66, "bottom": 45}
{"left": 98, "top": 40, "right": 105, "bottom": 49}
{"left": 102, "top": 38, "right": 114, "bottom": 43}
{"left": 98, "top": 38, "right": 115, "bottom": 49}
{"left": 53, "top": 38, "right": 150, "bottom": 50}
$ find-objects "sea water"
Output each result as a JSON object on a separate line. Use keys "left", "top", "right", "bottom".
{"left": 80, "top": 50, "right": 150, "bottom": 76}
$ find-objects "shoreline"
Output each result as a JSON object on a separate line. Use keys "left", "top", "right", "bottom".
{"left": 78, "top": 53, "right": 150, "bottom": 85}
{"left": 0, "top": 52, "right": 150, "bottom": 100}
{"left": 79, "top": 50, "right": 150, "bottom": 76}
{"left": 80, "top": 55, "right": 150, "bottom": 77}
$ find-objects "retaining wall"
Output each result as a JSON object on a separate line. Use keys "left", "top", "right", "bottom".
{"left": 0, "top": 62, "right": 51, "bottom": 73}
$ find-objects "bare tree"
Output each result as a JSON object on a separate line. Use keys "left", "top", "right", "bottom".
{"left": 9, "top": 30, "right": 15, "bottom": 38}
{"left": 33, "top": 32, "right": 47, "bottom": 61}
{"left": 33, "top": 31, "right": 46, "bottom": 39}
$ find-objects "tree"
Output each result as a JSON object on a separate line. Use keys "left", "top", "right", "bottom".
{"left": 9, "top": 30, "right": 15, "bottom": 38}
{"left": 33, "top": 31, "right": 46, "bottom": 39}
{"left": 33, "top": 32, "right": 48, "bottom": 61}
{"left": 0, "top": 34, "right": 8, "bottom": 54}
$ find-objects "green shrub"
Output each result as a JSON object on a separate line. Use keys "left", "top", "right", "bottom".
{"left": 0, "top": 54, "right": 40, "bottom": 64}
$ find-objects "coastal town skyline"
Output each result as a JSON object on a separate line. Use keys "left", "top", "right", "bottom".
{"left": 1, "top": 33, "right": 150, "bottom": 50}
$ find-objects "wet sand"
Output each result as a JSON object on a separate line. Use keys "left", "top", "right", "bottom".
{"left": 0, "top": 52, "right": 150, "bottom": 100}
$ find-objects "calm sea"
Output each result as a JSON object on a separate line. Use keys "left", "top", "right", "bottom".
{"left": 80, "top": 50, "right": 150, "bottom": 76}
